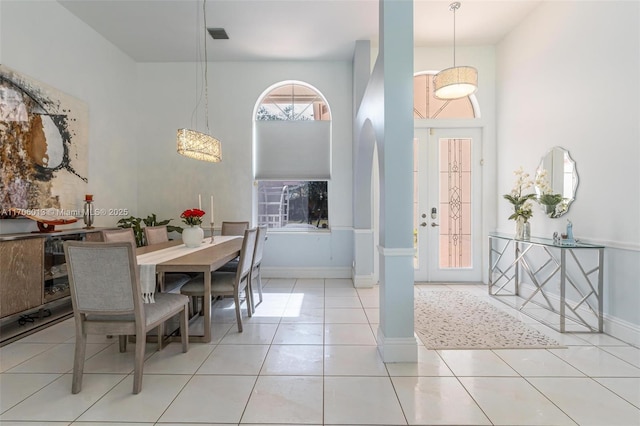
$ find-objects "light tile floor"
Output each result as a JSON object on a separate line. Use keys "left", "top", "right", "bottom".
{"left": 1, "top": 279, "right": 639, "bottom": 425}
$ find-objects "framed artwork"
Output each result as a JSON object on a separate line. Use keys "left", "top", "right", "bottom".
{"left": 0, "top": 65, "right": 88, "bottom": 219}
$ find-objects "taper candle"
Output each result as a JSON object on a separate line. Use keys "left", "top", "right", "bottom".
{"left": 198, "top": 194, "right": 202, "bottom": 210}
{"left": 210, "top": 196, "right": 214, "bottom": 223}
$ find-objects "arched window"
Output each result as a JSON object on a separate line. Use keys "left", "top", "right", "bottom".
{"left": 254, "top": 82, "right": 331, "bottom": 230}
{"left": 257, "top": 83, "right": 331, "bottom": 121}
{"left": 414, "top": 72, "right": 478, "bottom": 119}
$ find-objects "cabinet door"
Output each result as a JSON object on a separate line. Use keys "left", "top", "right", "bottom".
{"left": 0, "top": 238, "right": 44, "bottom": 318}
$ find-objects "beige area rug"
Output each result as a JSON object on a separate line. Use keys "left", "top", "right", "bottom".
{"left": 414, "top": 290, "right": 564, "bottom": 350}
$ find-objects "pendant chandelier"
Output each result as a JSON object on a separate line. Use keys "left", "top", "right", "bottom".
{"left": 177, "top": 0, "right": 221, "bottom": 162}
{"left": 434, "top": 2, "right": 478, "bottom": 100}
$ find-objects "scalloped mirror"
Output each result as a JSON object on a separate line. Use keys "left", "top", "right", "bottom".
{"left": 534, "top": 147, "right": 578, "bottom": 218}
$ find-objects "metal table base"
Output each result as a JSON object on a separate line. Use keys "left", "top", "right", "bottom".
{"left": 488, "top": 233, "right": 604, "bottom": 333}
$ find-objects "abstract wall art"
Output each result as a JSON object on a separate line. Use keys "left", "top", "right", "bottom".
{"left": 0, "top": 65, "right": 88, "bottom": 219}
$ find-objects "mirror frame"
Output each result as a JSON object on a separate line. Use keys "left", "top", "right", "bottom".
{"left": 534, "top": 147, "right": 579, "bottom": 218}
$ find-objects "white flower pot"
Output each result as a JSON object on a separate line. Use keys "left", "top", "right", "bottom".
{"left": 182, "top": 225, "right": 204, "bottom": 248}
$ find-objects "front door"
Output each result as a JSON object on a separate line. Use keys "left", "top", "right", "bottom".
{"left": 414, "top": 127, "right": 482, "bottom": 282}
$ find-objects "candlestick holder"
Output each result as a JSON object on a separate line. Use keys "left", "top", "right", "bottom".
{"left": 83, "top": 199, "right": 94, "bottom": 229}
{"left": 210, "top": 222, "right": 215, "bottom": 243}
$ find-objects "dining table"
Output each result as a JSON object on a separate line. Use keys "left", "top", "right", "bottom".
{"left": 136, "top": 236, "right": 243, "bottom": 343}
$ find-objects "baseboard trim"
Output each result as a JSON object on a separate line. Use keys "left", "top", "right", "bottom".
{"left": 602, "top": 314, "right": 640, "bottom": 347}
{"left": 261, "top": 267, "right": 351, "bottom": 279}
{"left": 518, "top": 283, "right": 639, "bottom": 345}
{"left": 378, "top": 246, "right": 414, "bottom": 257}
{"left": 376, "top": 327, "right": 418, "bottom": 362}
{"left": 352, "top": 269, "right": 376, "bottom": 288}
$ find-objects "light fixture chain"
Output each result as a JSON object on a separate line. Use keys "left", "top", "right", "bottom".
{"left": 176, "top": 0, "right": 221, "bottom": 163}
{"left": 450, "top": 1, "right": 460, "bottom": 68}
{"left": 452, "top": 4, "right": 456, "bottom": 67}
{"left": 203, "top": 0, "right": 210, "bottom": 133}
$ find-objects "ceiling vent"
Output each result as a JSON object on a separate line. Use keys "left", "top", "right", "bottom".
{"left": 207, "top": 28, "right": 229, "bottom": 40}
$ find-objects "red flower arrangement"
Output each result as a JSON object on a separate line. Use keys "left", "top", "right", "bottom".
{"left": 180, "top": 208, "right": 205, "bottom": 226}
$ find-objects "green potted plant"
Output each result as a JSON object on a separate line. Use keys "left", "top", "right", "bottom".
{"left": 539, "top": 193, "right": 563, "bottom": 215}
{"left": 535, "top": 168, "right": 563, "bottom": 216}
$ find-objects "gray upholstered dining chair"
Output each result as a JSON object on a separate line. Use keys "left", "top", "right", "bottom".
{"left": 206, "top": 225, "right": 267, "bottom": 314}
{"left": 221, "top": 221, "right": 250, "bottom": 236}
{"left": 143, "top": 225, "right": 169, "bottom": 246}
{"left": 99, "top": 228, "right": 139, "bottom": 347}
{"left": 248, "top": 225, "right": 268, "bottom": 313}
{"left": 218, "top": 221, "right": 250, "bottom": 273}
{"left": 63, "top": 241, "right": 189, "bottom": 394}
{"left": 180, "top": 227, "right": 257, "bottom": 332}
{"left": 101, "top": 228, "right": 137, "bottom": 249}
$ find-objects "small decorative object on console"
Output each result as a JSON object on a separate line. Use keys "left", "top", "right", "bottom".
{"left": 561, "top": 220, "right": 576, "bottom": 245}
{"left": 83, "top": 194, "right": 94, "bottom": 229}
{"left": 8, "top": 207, "right": 78, "bottom": 233}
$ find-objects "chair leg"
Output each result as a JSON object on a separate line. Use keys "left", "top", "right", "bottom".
{"left": 247, "top": 276, "right": 256, "bottom": 315}
{"left": 157, "top": 323, "right": 164, "bottom": 351}
{"left": 245, "top": 286, "right": 253, "bottom": 318}
{"left": 256, "top": 272, "right": 264, "bottom": 306}
{"left": 234, "top": 292, "right": 243, "bottom": 332}
{"left": 189, "top": 296, "right": 199, "bottom": 317}
{"left": 133, "top": 330, "right": 146, "bottom": 394}
{"left": 119, "top": 335, "right": 127, "bottom": 352}
{"left": 180, "top": 304, "right": 189, "bottom": 353}
{"left": 72, "top": 327, "right": 87, "bottom": 394}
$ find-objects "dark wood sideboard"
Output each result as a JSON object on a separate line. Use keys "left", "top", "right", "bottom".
{"left": 0, "top": 228, "right": 110, "bottom": 346}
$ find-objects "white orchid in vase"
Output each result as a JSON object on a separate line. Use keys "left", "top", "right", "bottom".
{"left": 503, "top": 167, "right": 536, "bottom": 223}
{"left": 535, "top": 169, "right": 563, "bottom": 217}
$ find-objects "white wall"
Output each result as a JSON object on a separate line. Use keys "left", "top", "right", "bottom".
{"left": 0, "top": 0, "right": 139, "bottom": 233}
{"left": 135, "top": 61, "right": 354, "bottom": 275}
{"left": 496, "top": 1, "right": 640, "bottom": 340}
{"left": 0, "top": 0, "right": 354, "bottom": 274}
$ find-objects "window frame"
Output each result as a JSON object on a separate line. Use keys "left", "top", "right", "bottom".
{"left": 253, "top": 81, "right": 332, "bottom": 232}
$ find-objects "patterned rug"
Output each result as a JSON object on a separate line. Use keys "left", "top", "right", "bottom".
{"left": 414, "top": 290, "right": 564, "bottom": 350}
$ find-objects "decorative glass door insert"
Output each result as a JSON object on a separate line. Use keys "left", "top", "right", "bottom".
{"left": 414, "top": 128, "right": 481, "bottom": 282}
{"left": 438, "top": 137, "right": 472, "bottom": 269}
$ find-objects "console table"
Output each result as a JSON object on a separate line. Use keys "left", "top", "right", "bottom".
{"left": 488, "top": 232, "right": 604, "bottom": 333}
{"left": 0, "top": 228, "right": 108, "bottom": 346}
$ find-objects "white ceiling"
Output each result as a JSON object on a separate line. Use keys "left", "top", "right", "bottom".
{"left": 58, "top": 0, "right": 542, "bottom": 62}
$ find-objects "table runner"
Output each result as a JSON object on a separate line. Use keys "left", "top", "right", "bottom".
{"left": 137, "top": 235, "right": 240, "bottom": 302}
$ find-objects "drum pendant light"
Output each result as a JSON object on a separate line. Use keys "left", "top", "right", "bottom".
{"left": 434, "top": 2, "right": 478, "bottom": 100}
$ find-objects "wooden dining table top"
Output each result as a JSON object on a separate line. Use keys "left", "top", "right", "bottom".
{"left": 136, "top": 238, "right": 242, "bottom": 267}
{"left": 136, "top": 237, "right": 243, "bottom": 343}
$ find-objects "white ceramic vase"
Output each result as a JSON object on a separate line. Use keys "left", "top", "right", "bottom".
{"left": 182, "top": 225, "right": 204, "bottom": 248}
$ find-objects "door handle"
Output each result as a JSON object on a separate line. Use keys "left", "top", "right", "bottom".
{"left": 420, "top": 222, "right": 427, "bottom": 227}
{"left": 431, "top": 222, "right": 440, "bottom": 227}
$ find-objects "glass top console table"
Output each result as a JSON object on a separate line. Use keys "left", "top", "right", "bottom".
{"left": 488, "top": 232, "right": 604, "bottom": 333}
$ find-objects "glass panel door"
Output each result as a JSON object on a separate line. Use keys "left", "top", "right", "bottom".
{"left": 414, "top": 128, "right": 482, "bottom": 282}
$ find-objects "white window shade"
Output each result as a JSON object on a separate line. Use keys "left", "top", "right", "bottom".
{"left": 255, "top": 120, "right": 331, "bottom": 180}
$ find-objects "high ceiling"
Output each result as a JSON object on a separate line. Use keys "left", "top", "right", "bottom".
{"left": 58, "top": 0, "right": 542, "bottom": 62}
